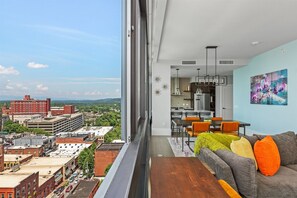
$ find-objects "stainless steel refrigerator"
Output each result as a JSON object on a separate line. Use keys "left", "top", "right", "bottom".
{"left": 194, "top": 93, "right": 210, "bottom": 111}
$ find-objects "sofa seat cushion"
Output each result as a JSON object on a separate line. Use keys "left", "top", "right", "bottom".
{"left": 215, "top": 150, "right": 257, "bottom": 198}
{"left": 255, "top": 131, "right": 297, "bottom": 165}
{"left": 256, "top": 166, "right": 297, "bottom": 198}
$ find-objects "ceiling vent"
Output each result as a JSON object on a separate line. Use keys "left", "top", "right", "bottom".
{"left": 219, "top": 60, "right": 234, "bottom": 65}
{"left": 181, "top": 60, "right": 197, "bottom": 65}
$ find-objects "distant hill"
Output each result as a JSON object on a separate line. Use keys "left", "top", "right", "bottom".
{"left": 52, "top": 98, "right": 121, "bottom": 105}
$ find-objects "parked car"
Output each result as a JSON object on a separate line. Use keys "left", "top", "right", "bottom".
{"left": 66, "top": 185, "right": 73, "bottom": 193}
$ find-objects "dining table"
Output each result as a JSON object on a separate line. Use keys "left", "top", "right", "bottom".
{"left": 172, "top": 119, "right": 251, "bottom": 151}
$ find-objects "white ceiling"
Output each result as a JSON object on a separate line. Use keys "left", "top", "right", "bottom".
{"left": 151, "top": 0, "right": 297, "bottom": 77}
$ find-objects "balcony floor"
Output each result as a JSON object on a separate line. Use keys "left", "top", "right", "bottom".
{"left": 150, "top": 136, "right": 174, "bottom": 157}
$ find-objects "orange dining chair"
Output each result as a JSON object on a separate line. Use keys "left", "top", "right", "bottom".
{"left": 186, "top": 122, "right": 210, "bottom": 151}
{"left": 220, "top": 122, "right": 240, "bottom": 136}
{"left": 211, "top": 117, "right": 223, "bottom": 121}
{"left": 184, "top": 117, "right": 200, "bottom": 121}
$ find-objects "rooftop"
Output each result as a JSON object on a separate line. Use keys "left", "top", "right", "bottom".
{"left": 75, "top": 126, "right": 114, "bottom": 136}
{"left": 3, "top": 156, "right": 73, "bottom": 176}
{"left": 4, "top": 154, "right": 32, "bottom": 162}
{"left": 25, "top": 157, "right": 73, "bottom": 166}
{"left": 39, "top": 175, "right": 53, "bottom": 186}
{"left": 68, "top": 179, "right": 100, "bottom": 198}
{"left": 96, "top": 143, "right": 124, "bottom": 151}
{"left": 7, "top": 145, "right": 42, "bottom": 149}
{"left": 56, "top": 133, "right": 88, "bottom": 139}
{"left": 0, "top": 174, "right": 34, "bottom": 188}
{"left": 10, "top": 165, "right": 61, "bottom": 176}
{"left": 27, "top": 113, "right": 82, "bottom": 123}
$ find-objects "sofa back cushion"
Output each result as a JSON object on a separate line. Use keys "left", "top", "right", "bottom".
{"left": 230, "top": 137, "right": 258, "bottom": 170}
{"left": 215, "top": 150, "right": 257, "bottom": 198}
{"left": 254, "top": 136, "right": 280, "bottom": 176}
{"left": 254, "top": 131, "right": 297, "bottom": 165}
{"left": 198, "top": 148, "right": 238, "bottom": 192}
{"left": 243, "top": 135, "right": 258, "bottom": 147}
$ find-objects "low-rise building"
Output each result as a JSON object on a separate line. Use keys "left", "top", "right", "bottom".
{"left": 4, "top": 154, "right": 33, "bottom": 170}
{"left": 13, "top": 135, "right": 55, "bottom": 151}
{"left": 0, "top": 172, "right": 39, "bottom": 198}
{"left": 50, "top": 133, "right": 96, "bottom": 158}
{"left": 51, "top": 105, "right": 76, "bottom": 116}
{"left": 6, "top": 145, "right": 44, "bottom": 157}
{"left": 94, "top": 143, "right": 124, "bottom": 177}
{"left": 26, "top": 113, "right": 83, "bottom": 134}
{"left": 68, "top": 179, "right": 100, "bottom": 198}
{"left": 10, "top": 114, "right": 42, "bottom": 125}
{"left": 75, "top": 126, "right": 113, "bottom": 143}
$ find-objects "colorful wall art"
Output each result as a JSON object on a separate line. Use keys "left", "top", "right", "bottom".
{"left": 250, "top": 69, "right": 288, "bottom": 105}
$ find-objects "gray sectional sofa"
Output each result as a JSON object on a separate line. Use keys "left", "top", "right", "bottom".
{"left": 197, "top": 131, "right": 297, "bottom": 198}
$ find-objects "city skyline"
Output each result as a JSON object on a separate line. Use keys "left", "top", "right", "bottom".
{"left": 0, "top": 0, "right": 121, "bottom": 100}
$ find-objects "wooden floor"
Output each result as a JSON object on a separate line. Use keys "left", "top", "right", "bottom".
{"left": 149, "top": 136, "right": 174, "bottom": 157}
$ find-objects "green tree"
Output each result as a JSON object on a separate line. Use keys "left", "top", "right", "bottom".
{"left": 104, "top": 125, "right": 121, "bottom": 143}
{"left": 78, "top": 145, "right": 96, "bottom": 178}
{"left": 104, "top": 163, "right": 113, "bottom": 175}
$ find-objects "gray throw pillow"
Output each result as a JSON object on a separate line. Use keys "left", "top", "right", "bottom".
{"left": 215, "top": 150, "right": 257, "bottom": 198}
{"left": 254, "top": 131, "right": 297, "bottom": 165}
{"left": 244, "top": 135, "right": 259, "bottom": 147}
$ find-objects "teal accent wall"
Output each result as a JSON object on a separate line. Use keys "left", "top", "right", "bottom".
{"left": 234, "top": 40, "right": 297, "bottom": 134}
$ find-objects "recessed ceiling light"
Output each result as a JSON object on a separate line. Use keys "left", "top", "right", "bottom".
{"left": 251, "top": 41, "right": 261, "bottom": 46}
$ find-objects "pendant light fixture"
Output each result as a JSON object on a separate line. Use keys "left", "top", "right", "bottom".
{"left": 204, "top": 47, "right": 210, "bottom": 86}
{"left": 175, "top": 68, "right": 180, "bottom": 95}
{"left": 204, "top": 46, "right": 224, "bottom": 86}
{"left": 195, "top": 68, "right": 202, "bottom": 93}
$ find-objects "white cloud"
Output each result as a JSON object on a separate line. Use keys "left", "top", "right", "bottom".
{"left": 115, "top": 89, "right": 120, "bottom": 93}
{"left": 36, "top": 84, "right": 48, "bottom": 91}
{"left": 5, "top": 85, "right": 14, "bottom": 90}
{"left": 0, "top": 65, "right": 20, "bottom": 75}
{"left": 16, "top": 83, "right": 28, "bottom": 90}
{"left": 27, "top": 62, "right": 48, "bottom": 69}
{"left": 71, "top": 91, "right": 79, "bottom": 95}
{"left": 84, "top": 91, "right": 103, "bottom": 96}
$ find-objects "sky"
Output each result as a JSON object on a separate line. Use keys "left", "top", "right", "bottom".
{"left": 0, "top": 0, "right": 121, "bottom": 100}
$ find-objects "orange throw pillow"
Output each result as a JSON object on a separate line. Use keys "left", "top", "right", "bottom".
{"left": 218, "top": 180, "right": 241, "bottom": 198}
{"left": 254, "top": 136, "right": 280, "bottom": 176}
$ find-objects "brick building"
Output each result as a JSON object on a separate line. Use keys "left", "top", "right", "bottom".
{"left": 4, "top": 154, "right": 33, "bottom": 170}
{"left": 6, "top": 145, "right": 44, "bottom": 157}
{"left": 94, "top": 143, "right": 124, "bottom": 177}
{"left": 0, "top": 144, "right": 4, "bottom": 172}
{"left": 51, "top": 105, "right": 75, "bottom": 116}
{"left": 2, "top": 95, "right": 51, "bottom": 117}
{"left": 37, "top": 175, "right": 55, "bottom": 198}
{"left": 0, "top": 172, "right": 39, "bottom": 198}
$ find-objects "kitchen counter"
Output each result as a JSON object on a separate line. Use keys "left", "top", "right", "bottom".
{"left": 171, "top": 109, "right": 214, "bottom": 118}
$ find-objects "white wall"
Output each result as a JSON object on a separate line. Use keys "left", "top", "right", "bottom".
{"left": 152, "top": 62, "right": 171, "bottom": 136}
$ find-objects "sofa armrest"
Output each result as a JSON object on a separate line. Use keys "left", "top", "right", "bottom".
{"left": 198, "top": 148, "right": 238, "bottom": 192}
